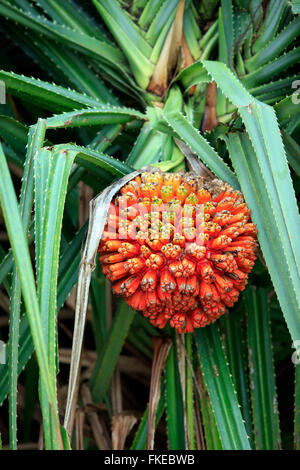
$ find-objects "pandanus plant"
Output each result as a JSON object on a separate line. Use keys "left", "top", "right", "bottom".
{"left": 0, "top": 0, "right": 299, "bottom": 451}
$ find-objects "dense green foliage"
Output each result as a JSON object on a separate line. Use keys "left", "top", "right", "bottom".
{"left": 0, "top": 0, "right": 299, "bottom": 450}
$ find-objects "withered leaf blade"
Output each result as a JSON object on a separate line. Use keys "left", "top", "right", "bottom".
{"left": 112, "top": 413, "right": 137, "bottom": 450}
{"left": 64, "top": 170, "right": 141, "bottom": 437}
{"left": 147, "top": 337, "right": 172, "bottom": 450}
{"left": 148, "top": 0, "right": 185, "bottom": 96}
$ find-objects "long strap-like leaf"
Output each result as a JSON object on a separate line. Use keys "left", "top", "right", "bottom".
{"left": 226, "top": 133, "right": 300, "bottom": 343}
{"left": 34, "top": 147, "right": 76, "bottom": 448}
{"left": 165, "top": 340, "right": 185, "bottom": 450}
{"left": 0, "top": 142, "right": 62, "bottom": 447}
{"left": 90, "top": 302, "right": 136, "bottom": 402}
{"left": 200, "top": 60, "right": 300, "bottom": 344}
{"left": 295, "top": 364, "right": 300, "bottom": 449}
{"left": 246, "top": 288, "right": 281, "bottom": 449}
{"left": 7, "top": 122, "right": 46, "bottom": 449}
{"left": 161, "top": 108, "right": 239, "bottom": 188}
{"left": 195, "top": 325, "right": 251, "bottom": 450}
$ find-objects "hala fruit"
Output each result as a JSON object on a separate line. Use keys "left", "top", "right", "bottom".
{"left": 98, "top": 171, "right": 257, "bottom": 333}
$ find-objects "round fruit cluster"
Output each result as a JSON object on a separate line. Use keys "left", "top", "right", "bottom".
{"left": 98, "top": 171, "right": 257, "bottom": 333}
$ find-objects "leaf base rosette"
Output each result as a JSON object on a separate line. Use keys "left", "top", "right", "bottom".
{"left": 98, "top": 171, "right": 257, "bottom": 333}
